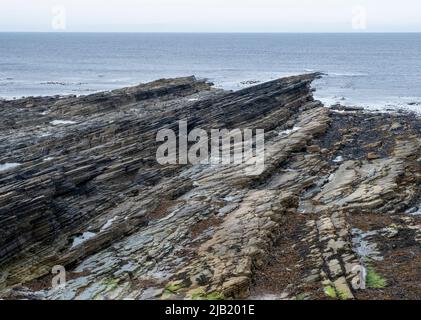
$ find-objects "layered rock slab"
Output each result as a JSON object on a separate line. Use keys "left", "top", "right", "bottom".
{"left": 0, "top": 74, "right": 420, "bottom": 300}
{"left": 0, "top": 74, "right": 323, "bottom": 298}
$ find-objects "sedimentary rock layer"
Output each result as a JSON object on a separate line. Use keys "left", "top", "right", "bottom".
{"left": 0, "top": 74, "right": 419, "bottom": 300}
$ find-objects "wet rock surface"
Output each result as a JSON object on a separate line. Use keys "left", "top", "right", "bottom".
{"left": 0, "top": 74, "right": 420, "bottom": 300}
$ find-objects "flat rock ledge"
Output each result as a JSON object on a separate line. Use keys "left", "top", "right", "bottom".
{"left": 0, "top": 74, "right": 420, "bottom": 300}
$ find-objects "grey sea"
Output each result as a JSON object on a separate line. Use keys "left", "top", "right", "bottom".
{"left": 1, "top": 32, "right": 420, "bottom": 113}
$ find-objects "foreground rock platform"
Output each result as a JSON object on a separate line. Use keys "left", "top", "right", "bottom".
{"left": 0, "top": 74, "right": 420, "bottom": 300}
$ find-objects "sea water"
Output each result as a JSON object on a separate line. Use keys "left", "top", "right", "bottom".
{"left": 1, "top": 32, "right": 420, "bottom": 113}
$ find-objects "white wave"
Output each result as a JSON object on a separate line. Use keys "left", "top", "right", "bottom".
{"left": 329, "top": 72, "right": 369, "bottom": 77}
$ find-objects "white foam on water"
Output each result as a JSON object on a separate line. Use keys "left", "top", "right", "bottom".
{"left": 318, "top": 94, "right": 421, "bottom": 116}
{"left": 0, "top": 163, "right": 21, "bottom": 172}
{"left": 333, "top": 156, "right": 344, "bottom": 163}
{"left": 329, "top": 72, "right": 369, "bottom": 77}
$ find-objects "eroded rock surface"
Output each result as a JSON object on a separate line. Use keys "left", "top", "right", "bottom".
{"left": 0, "top": 74, "right": 419, "bottom": 300}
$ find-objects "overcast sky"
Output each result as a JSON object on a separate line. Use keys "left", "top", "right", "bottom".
{"left": 1, "top": 0, "right": 420, "bottom": 32}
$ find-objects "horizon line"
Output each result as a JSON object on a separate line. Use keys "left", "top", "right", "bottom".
{"left": 1, "top": 31, "right": 421, "bottom": 34}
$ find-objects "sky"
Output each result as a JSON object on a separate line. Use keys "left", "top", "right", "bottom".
{"left": 1, "top": 0, "right": 420, "bottom": 32}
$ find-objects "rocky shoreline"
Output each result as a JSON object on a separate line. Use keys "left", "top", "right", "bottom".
{"left": 0, "top": 74, "right": 420, "bottom": 300}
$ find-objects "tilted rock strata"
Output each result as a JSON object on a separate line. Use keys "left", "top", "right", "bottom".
{"left": 0, "top": 74, "right": 420, "bottom": 300}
